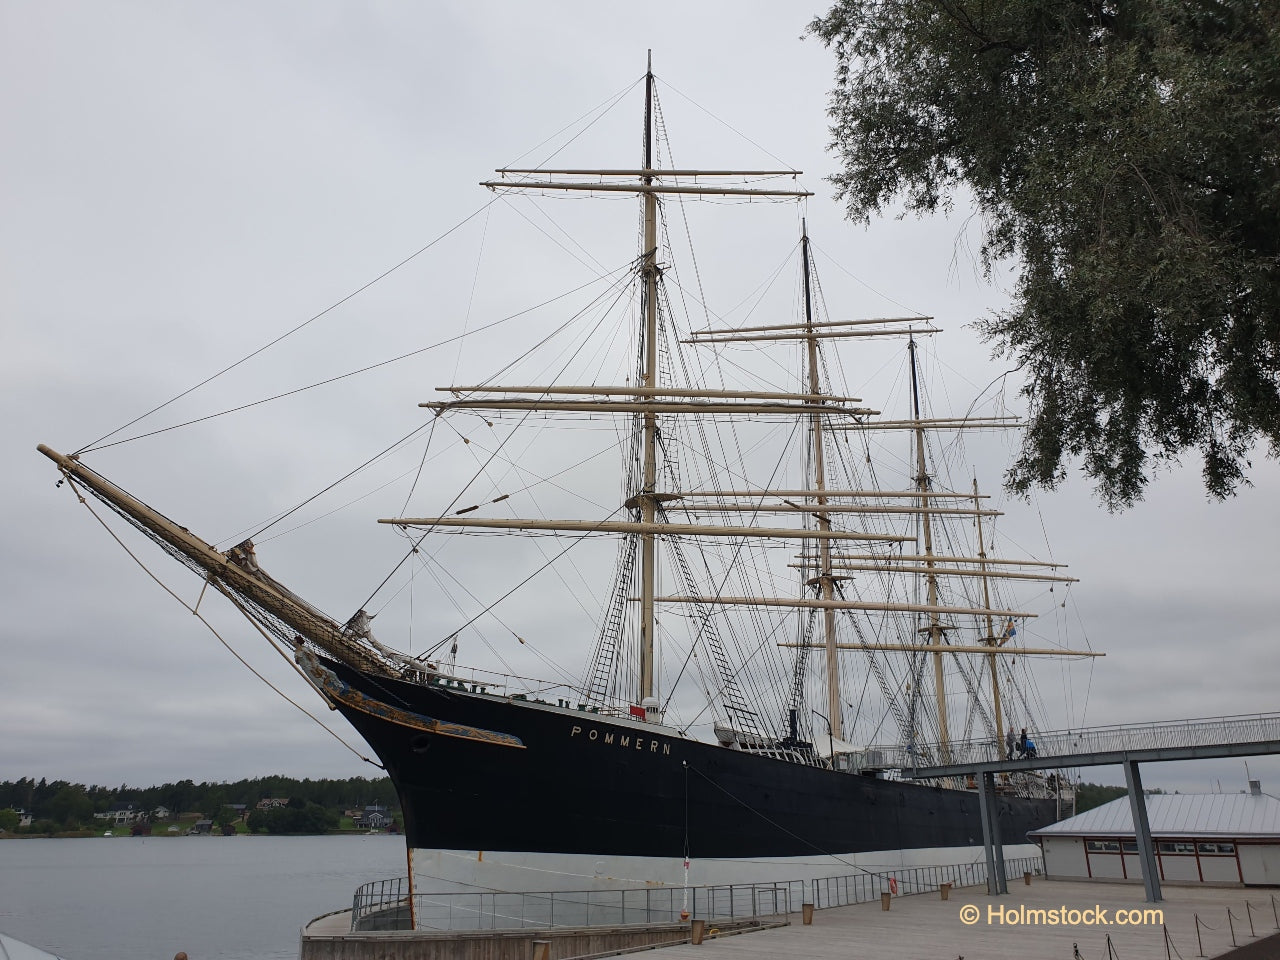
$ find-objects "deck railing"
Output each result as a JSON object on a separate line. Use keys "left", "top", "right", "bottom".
{"left": 349, "top": 854, "right": 1044, "bottom": 932}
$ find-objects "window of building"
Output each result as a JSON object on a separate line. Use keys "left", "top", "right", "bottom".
{"left": 1198, "top": 842, "right": 1235, "bottom": 855}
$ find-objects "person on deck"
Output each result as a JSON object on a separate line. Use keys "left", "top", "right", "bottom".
{"left": 1005, "top": 729, "right": 1016, "bottom": 760}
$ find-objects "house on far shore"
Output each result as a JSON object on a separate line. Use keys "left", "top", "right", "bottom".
{"left": 227, "top": 803, "right": 248, "bottom": 821}
{"left": 17, "top": 812, "right": 32, "bottom": 829}
{"left": 256, "top": 798, "right": 289, "bottom": 810}
{"left": 189, "top": 820, "right": 213, "bottom": 835}
{"left": 366, "top": 812, "right": 387, "bottom": 830}
{"left": 109, "top": 802, "right": 143, "bottom": 827}
{"left": 152, "top": 805, "right": 171, "bottom": 821}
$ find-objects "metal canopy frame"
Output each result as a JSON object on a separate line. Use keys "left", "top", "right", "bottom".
{"left": 901, "top": 718, "right": 1280, "bottom": 902}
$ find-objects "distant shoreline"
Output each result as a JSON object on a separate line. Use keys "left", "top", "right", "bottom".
{"left": 1, "top": 829, "right": 389, "bottom": 839}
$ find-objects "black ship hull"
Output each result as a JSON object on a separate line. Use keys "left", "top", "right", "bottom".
{"left": 322, "top": 657, "right": 1056, "bottom": 863}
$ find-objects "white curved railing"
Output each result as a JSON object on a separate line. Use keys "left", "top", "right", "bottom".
{"left": 350, "top": 855, "right": 1045, "bottom": 931}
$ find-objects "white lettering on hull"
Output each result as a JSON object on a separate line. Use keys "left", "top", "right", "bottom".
{"left": 570, "top": 723, "right": 672, "bottom": 756}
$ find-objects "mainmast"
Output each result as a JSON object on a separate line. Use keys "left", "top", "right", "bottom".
{"left": 800, "top": 222, "right": 843, "bottom": 742}
{"left": 638, "top": 51, "right": 659, "bottom": 704}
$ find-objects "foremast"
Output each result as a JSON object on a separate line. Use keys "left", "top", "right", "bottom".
{"left": 409, "top": 55, "right": 817, "bottom": 718}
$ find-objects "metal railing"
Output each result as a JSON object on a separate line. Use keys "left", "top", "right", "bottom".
{"left": 804, "top": 856, "right": 1042, "bottom": 908}
{"left": 350, "top": 855, "right": 1043, "bottom": 932}
{"left": 867, "top": 711, "right": 1280, "bottom": 769}
{"left": 352, "top": 880, "right": 792, "bottom": 932}
{"left": 350, "top": 876, "right": 410, "bottom": 931}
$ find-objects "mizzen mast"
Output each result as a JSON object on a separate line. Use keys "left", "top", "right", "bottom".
{"left": 974, "top": 475, "right": 1006, "bottom": 751}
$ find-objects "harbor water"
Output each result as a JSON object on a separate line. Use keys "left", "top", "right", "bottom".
{"left": 0, "top": 835, "right": 411, "bottom": 960}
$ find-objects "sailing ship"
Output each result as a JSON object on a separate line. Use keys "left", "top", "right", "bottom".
{"left": 39, "top": 58, "right": 1096, "bottom": 890}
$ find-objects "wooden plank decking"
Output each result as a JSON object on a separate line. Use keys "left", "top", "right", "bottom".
{"left": 647, "top": 879, "right": 1279, "bottom": 960}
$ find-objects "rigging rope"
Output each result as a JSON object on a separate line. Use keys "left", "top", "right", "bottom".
{"left": 413, "top": 510, "right": 626, "bottom": 662}
{"left": 75, "top": 197, "right": 504, "bottom": 455}
{"left": 364, "top": 260, "right": 640, "bottom": 623}
{"left": 502, "top": 77, "right": 640, "bottom": 171}
{"left": 245, "top": 419, "right": 435, "bottom": 544}
{"left": 655, "top": 76, "right": 797, "bottom": 173}
{"left": 684, "top": 762, "right": 878, "bottom": 875}
{"left": 79, "top": 264, "right": 633, "bottom": 454}
{"left": 61, "top": 475, "right": 383, "bottom": 768}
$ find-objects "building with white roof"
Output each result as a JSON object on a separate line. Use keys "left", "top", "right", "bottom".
{"left": 1029, "top": 781, "right": 1280, "bottom": 886}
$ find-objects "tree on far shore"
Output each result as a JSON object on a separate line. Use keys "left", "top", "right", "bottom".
{"left": 48, "top": 784, "right": 93, "bottom": 829}
{"left": 0, "top": 775, "right": 397, "bottom": 829}
{"left": 246, "top": 802, "right": 337, "bottom": 835}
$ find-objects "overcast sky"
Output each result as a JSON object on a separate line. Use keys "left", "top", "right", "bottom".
{"left": 3, "top": 2, "right": 1276, "bottom": 798}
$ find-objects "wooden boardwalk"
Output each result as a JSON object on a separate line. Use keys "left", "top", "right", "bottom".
{"left": 647, "top": 879, "right": 1280, "bottom": 960}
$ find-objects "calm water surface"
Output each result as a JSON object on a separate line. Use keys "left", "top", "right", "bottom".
{"left": 0, "top": 835, "right": 410, "bottom": 960}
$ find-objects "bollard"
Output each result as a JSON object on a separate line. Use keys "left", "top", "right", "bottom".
{"left": 940, "top": 883, "right": 952, "bottom": 901}
{"left": 691, "top": 918, "right": 706, "bottom": 945}
{"left": 531, "top": 940, "right": 550, "bottom": 960}
{"left": 881, "top": 892, "right": 892, "bottom": 911}
{"left": 802, "top": 902, "right": 814, "bottom": 925}
{"left": 1024, "top": 871, "right": 1032, "bottom": 886}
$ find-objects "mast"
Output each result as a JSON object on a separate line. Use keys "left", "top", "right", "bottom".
{"left": 908, "top": 335, "right": 951, "bottom": 760}
{"left": 974, "top": 476, "right": 1006, "bottom": 750}
{"left": 454, "top": 57, "right": 811, "bottom": 718}
{"left": 801, "top": 222, "right": 843, "bottom": 742}
{"left": 638, "top": 50, "right": 659, "bottom": 705}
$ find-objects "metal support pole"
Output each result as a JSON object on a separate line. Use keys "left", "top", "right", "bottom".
{"left": 406, "top": 846, "right": 417, "bottom": 930}
{"left": 1123, "top": 758, "right": 1162, "bottom": 903}
{"left": 988, "top": 772, "right": 1008, "bottom": 893}
{"left": 977, "top": 771, "right": 1006, "bottom": 894}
